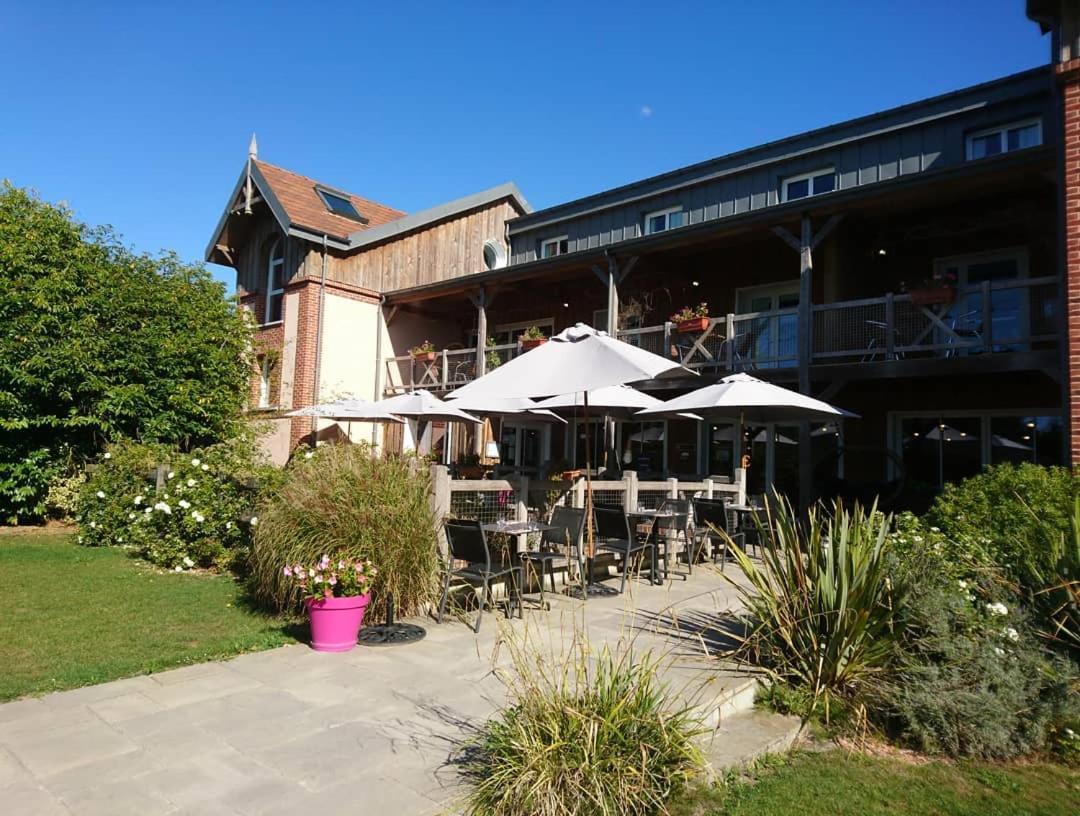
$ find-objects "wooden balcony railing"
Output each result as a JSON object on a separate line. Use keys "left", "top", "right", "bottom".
{"left": 382, "top": 276, "right": 1060, "bottom": 393}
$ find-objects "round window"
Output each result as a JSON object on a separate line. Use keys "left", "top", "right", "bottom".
{"left": 483, "top": 240, "right": 506, "bottom": 271}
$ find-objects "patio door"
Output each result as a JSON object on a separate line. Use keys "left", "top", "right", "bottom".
{"left": 933, "top": 249, "right": 1028, "bottom": 353}
{"left": 736, "top": 283, "right": 799, "bottom": 368}
{"left": 499, "top": 420, "right": 550, "bottom": 474}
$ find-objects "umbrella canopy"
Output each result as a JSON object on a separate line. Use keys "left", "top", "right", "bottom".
{"left": 992, "top": 434, "right": 1033, "bottom": 451}
{"left": 286, "top": 397, "right": 404, "bottom": 423}
{"left": 922, "top": 425, "right": 976, "bottom": 442}
{"left": 443, "top": 394, "right": 566, "bottom": 424}
{"left": 373, "top": 390, "right": 481, "bottom": 424}
{"left": 637, "top": 373, "right": 855, "bottom": 424}
{"left": 534, "top": 384, "right": 669, "bottom": 420}
{"left": 446, "top": 323, "right": 691, "bottom": 402}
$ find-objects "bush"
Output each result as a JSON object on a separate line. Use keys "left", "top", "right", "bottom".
{"left": 250, "top": 444, "right": 438, "bottom": 620}
{"left": 44, "top": 469, "right": 86, "bottom": 522}
{"left": 0, "top": 184, "right": 253, "bottom": 522}
{"left": 723, "top": 495, "right": 899, "bottom": 721}
{"left": 461, "top": 633, "right": 704, "bottom": 816}
{"left": 77, "top": 437, "right": 273, "bottom": 571}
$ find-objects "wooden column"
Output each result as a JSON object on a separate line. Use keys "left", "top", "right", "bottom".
{"left": 473, "top": 288, "right": 487, "bottom": 456}
{"left": 797, "top": 216, "right": 814, "bottom": 511}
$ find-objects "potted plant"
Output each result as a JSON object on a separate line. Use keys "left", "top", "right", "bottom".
{"left": 485, "top": 337, "right": 503, "bottom": 370}
{"left": 284, "top": 554, "right": 377, "bottom": 652}
{"left": 410, "top": 340, "right": 436, "bottom": 362}
{"left": 670, "top": 302, "right": 711, "bottom": 334}
{"left": 519, "top": 325, "right": 548, "bottom": 351}
{"left": 455, "top": 452, "right": 487, "bottom": 480}
{"left": 903, "top": 271, "right": 957, "bottom": 306}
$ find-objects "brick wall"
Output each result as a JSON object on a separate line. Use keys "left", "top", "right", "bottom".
{"left": 1059, "top": 58, "right": 1080, "bottom": 463}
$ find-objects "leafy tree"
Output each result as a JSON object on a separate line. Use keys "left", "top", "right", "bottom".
{"left": 0, "top": 183, "right": 252, "bottom": 522}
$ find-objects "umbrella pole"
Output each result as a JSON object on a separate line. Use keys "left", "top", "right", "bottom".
{"left": 584, "top": 392, "right": 594, "bottom": 590}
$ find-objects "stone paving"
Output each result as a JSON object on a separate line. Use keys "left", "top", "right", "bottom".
{"left": 0, "top": 568, "right": 749, "bottom": 815}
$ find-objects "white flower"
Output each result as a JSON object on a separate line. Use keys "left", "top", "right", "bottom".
{"left": 186, "top": 478, "right": 196, "bottom": 487}
{"left": 77, "top": 536, "right": 83, "bottom": 543}
{"left": 912, "top": 535, "right": 923, "bottom": 543}
{"left": 1003, "top": 626, "right": 1020, "bottom": 642}
{"left": 249, "top": 516, "right": 258, "bottom": 526}
{"left": 128, "top": 512, "right": 136, "bottom": 520}
{"left": 987, "top": 602, "right": 1009, "bottom": 617}
{"left": 174, "top": 565, "right": 183, "bottom": 572}
{"left": 153, "top": 501, "right": 172, "bottom": 515}
{"left": 201, "top": 464, "right": 209, "bottom": 471}
{"left": 178, "top": 500, "right": 191, "bottom": 510}
{"left": 96, "top": 490, "right": 105, "bottom": 499}
{"left": 308, "top": 568, "right": 315, "bottom": 578}
{"left": 191, "top": 458, "right": 201, "bottom": 467}
{"left": 117, "top": 536, "right": 123, "bottom": 543}
{"left": 89, "top": 521, "right": 96, "bottom": 529}
{"left": 183, "top": 556, "right": 194, "bottom": 567}
{"left": 929, "top": 526, "right": 940, "bottom": 533}
{"left": 994, "top": 647, "right": 1006, "bottom": 657}
{"left": 134, "top": 495, "right": 143, "bottom": 505}
{"left": 1066, "top": 728, "right": 1076, "bottom": 738}
{"left": 167, "top": 471, "right": 175, "bottom": 480}
{"left": 304, "top": 451, "right": 314, "bottom": 459}
{"left": 958, "top": 580, "right": 968, "bottom": 590}
{"left": 225, "top": 521, "right": 233, "bottom": 530}
{"left": 968, "top": 594, "right": 976, "bottom": 602}
{"left": 192, "top": 512, "right": 204, "bottom": 523}
{"left": 144, "top": 506, "right": 153, "bottom": 514}
{"left": 103, "top": 452, "right": 112, "bottom": 460}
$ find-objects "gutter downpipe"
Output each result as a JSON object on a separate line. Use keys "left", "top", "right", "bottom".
{"left": 311, "top": 234, "right": 329, "bottom": 441}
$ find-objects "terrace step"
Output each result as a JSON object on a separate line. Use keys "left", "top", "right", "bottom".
{"left": 701, "top": 708, "right": 803, "bottom": 771}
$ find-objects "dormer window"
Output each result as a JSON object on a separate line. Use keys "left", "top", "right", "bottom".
{"left": 644, "top": 206, "right": 685, "bottom": 235}
{"left": 966, "top": 118, "right": 1042, "bottom": 161}
{"left": 264, "top": 237, "right": 285, "bottom": 325}
{"left": 782, "top": 168, "right": 836, "bottom": 202}
{"left": 315, "top": 186, "right": 366, "bottom": 222}
{"left": 540, "top": 236, "right": 569, "bottom": 259}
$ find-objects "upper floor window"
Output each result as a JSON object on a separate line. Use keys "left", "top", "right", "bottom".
{"left": 483, "top": 239, "right": 507, "bottom": 270}
{"left": 966, "top": 119, "right": 1042, "bottom": 161}
{"left": 315, "top": 186, "right": 366, "bottom": 222}
{"left": 540, "top": 236, "right": 569, "bottom": 259}
{"left": 264, "top": 237, "right": 285, "bottom": 325}
{"left": 644, "top": 207, "right": 685, "bottom": 235}
{"left": 781, "top": 168, "right": 836, "bottom": 202}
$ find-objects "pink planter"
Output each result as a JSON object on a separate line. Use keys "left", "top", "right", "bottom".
{"left": 305, "top": 593, "right": 371, "bottom": 652}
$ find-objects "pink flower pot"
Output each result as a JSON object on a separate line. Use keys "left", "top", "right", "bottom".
{"left": 305, "top": 593, "right": 371, "bottom": 652}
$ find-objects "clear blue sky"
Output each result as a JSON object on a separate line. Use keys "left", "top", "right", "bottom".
{"left": 0, "top": 1, "right": 1051, "bottom": 288}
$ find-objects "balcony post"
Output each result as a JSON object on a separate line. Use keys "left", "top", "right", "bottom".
{"left": 885, "top": 292, "right": 896, "bottom": 360}
{"left": 726, "top": 313, "right": 735, "bottom": 370}
{"left": 441, "top": 351, "right": 449, "bottom": 389}
{"left": 474, "top": 287, "right": 488, "bottom": 456}
{"left": 981, "top": 280, "right": 993, "bottom": 352}
{"left": 797, "top": 215, "right": 813, "bottom": 511}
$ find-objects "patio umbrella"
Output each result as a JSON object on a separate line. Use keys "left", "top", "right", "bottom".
{"left": 372, "top": 390, "right": 481, "bottom": 456}
{"left": 286, "top": 397, "right": 404, "bottom": 423}
{"left": 992, "top": 434, "right": 1032, "bottom": 451}
{"left": 444, "top": 394, "right": 566, "bottom": 424}
{"left": 447, "top": 324, "right": 692, "bottom": 597}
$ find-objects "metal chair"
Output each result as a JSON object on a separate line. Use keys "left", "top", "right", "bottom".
{"left": 519, "top": 506, "right": 585, "bottom": 609}
{"left": 692, "top": 497, "right": 744, "bottom": 570}
{"left": 593, "top": 506, "right": 656, "bottom": 594}
{"left": 654, "top": 498, "right": 692, "bottom": 579}
{"left": 438, "top": 519, "right": 522, "bottom": 632}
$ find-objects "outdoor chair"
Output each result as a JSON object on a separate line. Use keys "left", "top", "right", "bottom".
{"left": 519, "top": 505, "right": 586, "bottom": 608}
{"left": 438, "top": 519, "right": 522, "bottom": 633}
{"left": 693, "top": 496, "right": 744, "bottom": 570}
{"left": 592, "top": 506, "right": 656, "bottom": 594}
{"left": 654, "top": 498, "right": 692, "bottom": 579}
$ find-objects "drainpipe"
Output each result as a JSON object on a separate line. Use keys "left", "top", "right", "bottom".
{"left": 373, "top": 294, "right": 386, "bottom": 445}
{"left": 310, "top": 235, "right": 329, "bottom": 440}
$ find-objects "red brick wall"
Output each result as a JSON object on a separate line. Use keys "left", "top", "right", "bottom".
{"left": 1059, "top": 58, "right": 1080, "bottom": 464}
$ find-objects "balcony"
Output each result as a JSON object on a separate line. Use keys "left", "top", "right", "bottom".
{"left": 382, "top": 276, "right": 1059, "bottom": 393}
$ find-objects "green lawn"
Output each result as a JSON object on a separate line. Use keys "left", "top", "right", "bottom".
{"left": 0, "top": 533, "right": 299, "bottom": 701}
{"left": 673, "top": 751, "right": 1080, "bottom": 816}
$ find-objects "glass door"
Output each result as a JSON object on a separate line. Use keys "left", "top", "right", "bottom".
{"left": 737, "top": 284, "right": 799, "bottom": 368}
{"left": 934, "top": 250, "right": 1027, "bottom": 354}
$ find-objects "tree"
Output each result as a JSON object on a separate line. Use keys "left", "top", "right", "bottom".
{"left": 0, "top": 183, "right": 252, "bottom": 522}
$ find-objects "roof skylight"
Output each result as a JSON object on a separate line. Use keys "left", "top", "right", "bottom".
{"left": 316, "top": 187, "right": 365, "bottom": 222}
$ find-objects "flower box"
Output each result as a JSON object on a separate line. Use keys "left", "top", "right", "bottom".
{"left": 411, "top": 351, "right": 437, "bottom": 363}
{"left": 675, "top": 317, "right": 711, "bottom": 334}
{"left": 560, "top": 469, "right": 584, "bottom": 481}
{"left": 520, "top": 337, "right": 548, "bottom": 351}
{"left": 908, "top": 286, "right": 956, "bottom": 306}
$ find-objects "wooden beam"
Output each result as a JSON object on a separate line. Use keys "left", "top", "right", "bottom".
{"left": 591, "top": 264, "right": 608, "bottom": 286}
{"left": 811, "top": 214, "right": 844, "bottom": 251}
{"left": 384, "top": 304, "right": 400, "bottom": 326}
{"left": 617, "top": 255, "right": 639, "bottom": 285}
{"left": 771, "top": 225, "right": 801, "bottom": 253}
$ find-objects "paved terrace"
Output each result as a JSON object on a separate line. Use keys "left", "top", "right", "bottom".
{"left": 0, "top": 567, "right": 775, "bottom": 815}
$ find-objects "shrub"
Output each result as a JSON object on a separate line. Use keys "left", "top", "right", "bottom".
{"left": 250, "top": 444, "right": 438, "bottom": 620}
{"left": 461, "top": 632, "right": 704, "bottom": 816}
{"left": 44, "top": 469, "right": 87, "bottom": 522}
{"left": 0, "top": 183, "right": 253, "bottom": 522}
{"left": 77, "top": 437, "right": 272, "bottom": 571}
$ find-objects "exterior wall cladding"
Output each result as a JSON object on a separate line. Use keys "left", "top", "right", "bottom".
{"left": 1060, "top": 57, "right": 1080, "bottom": 463}
{"left": 508, "top": 68, "right": 1055, "bottom": 262}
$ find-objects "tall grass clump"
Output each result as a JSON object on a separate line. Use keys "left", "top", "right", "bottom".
{"left": 250, "top": 444, "right": 438, "bottom": 620}
{"left": 723, "top": 494, "right": 899, "bottom": 721}
{"left": 461, "top": 627, "right": 705, "bottom": 816}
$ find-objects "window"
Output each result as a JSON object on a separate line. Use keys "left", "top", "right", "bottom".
{"left": 781, "top": 168, "right": 836, "bottom": 202}
{"left": 264, "top": 238, "right": 285, "bottom": 325}
{"left": 315, "top": 187, "right": 365, "bottom": 221}
{"left": 644, "top": 206, "right": 685, "bottom": 235}
{"left": 966, "top": 119, "right": 1042, "bottom": 161}
{"left": 540, "top": 236, "right": 569, "bottom": 259}
{"left": 483, "top": 239, "right": 506, "bottom": 270}
{"left": 257, "top": 357, "right": 272, "bottom": 408}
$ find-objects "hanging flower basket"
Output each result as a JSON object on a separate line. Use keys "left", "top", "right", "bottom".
{"left": 520, "top": 337, "right": 548, "bottom": 351}
{"left": 411, "top": 351, "right": 437, "bottom": 363}
{"left": 908, "top": 286, "right": 956, "bottom": 306}
{"left": 675, "top": 317, "right": 711, "bottom": 334}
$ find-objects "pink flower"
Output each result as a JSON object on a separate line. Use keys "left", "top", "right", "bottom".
{"left": 328, "top": 575, "right": 337, "bottom": 586}
{"left": 283, "top": 565, "right": 293, "bottom": 577}
{"left": 338, "top": 560, "right": 345, "bottom": 570}
{"left": 314, "top": 574, "right": 323, "bottom": 584}
{"left": 318, "top": 555, "right": 330, "bottom": 570}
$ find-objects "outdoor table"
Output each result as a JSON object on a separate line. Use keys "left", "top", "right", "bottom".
{"left": 726, "top": 503, "right": 765, "bottom": 555}
{"left": 483, "top": 520, "right": 557, "bottom": 610}
{"left": 627, "top": 509, "right": 673, "bottom": 585}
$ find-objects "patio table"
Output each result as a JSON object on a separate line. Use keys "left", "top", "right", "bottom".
{"left": 627, "top": 509, "right": 674, "bottom": 585}
{"left": 483, "top": 520, "right": 557, "bottom": 610}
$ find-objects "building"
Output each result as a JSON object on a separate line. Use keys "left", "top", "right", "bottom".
{"left": 208, "top": 3, "right": 1079, "bottom": 511}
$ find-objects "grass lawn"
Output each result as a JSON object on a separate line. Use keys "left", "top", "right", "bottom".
{"left": 673, "top": 751, "right": 1080, "bottom": 816}
{"left": 0, "top": 533, "right": 299, "bottom": 702}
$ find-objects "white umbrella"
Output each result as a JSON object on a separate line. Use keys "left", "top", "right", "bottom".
{"left": 992, "top": 434, "right": 1032, "bottom": 451}
{"left": 373, "top": 390, "right": 481, "bottom": 424}
{"left": 447, "top": 323, "right": 691, "bottom": 401}
{"left": 286, "top": 397, "right": 404, "bottom": 423}
{"left": 922, "top": 425, "right": 975, "bottom": 442}
{"left": 637, "top": 373, "right": 855, "bottom": 425}
{"left": 444, "top": 394, "right": 566, "bottom": 424}
{"left": 535, "top": 385, "right": 668, "bottom": 419}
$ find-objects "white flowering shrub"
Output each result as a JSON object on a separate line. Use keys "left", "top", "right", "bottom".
{"left": 77, "top": 438, "right": 279, "bottom": 571}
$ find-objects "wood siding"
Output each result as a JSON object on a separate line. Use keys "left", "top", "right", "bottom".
{"left": 315, "top": 201, "right": 519, "bottom": 292}
{"left": 509, "top": 70, "right": 1054, "bottom": 264}
{"left": 234, "top": 209, "right": 301, "bottom": 298}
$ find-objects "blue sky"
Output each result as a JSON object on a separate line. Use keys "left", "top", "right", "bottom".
{"left": 0, "top": 1, "right": 1051, "bottom": 288}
